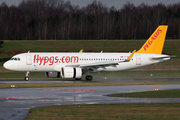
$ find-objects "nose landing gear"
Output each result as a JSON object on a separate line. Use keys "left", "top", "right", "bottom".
{"left": 24, "top": 72, "right": 29, "bottom": 81}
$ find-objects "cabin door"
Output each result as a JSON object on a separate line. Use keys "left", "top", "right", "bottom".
{"left": 136, "top": 55, "right": 141, "bottom": 65}
{"left": 26, "top": 55, "right": 32, "bottom": 65}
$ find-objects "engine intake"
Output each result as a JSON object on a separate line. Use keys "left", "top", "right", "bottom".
{"left": 61, "top": 67, "right": 82, "bottom": 79}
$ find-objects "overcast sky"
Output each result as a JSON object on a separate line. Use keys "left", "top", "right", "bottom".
{"left": 1, "top": 0, "right": 180, "bottom": 9}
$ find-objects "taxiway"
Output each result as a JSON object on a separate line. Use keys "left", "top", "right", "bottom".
{"left": 0, "top": 84, "right": 180, "bottom": 120}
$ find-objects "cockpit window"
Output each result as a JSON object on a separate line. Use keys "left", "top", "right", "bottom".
{"left": 10, "top": 58, "right": 20, "bottom": 61}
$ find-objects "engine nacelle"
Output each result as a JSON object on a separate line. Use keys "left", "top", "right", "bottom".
{"left": 45, "top": 72, "right": 61, "bottom": 78}
{"left": 61, "top": 67, "right": 82, "bottom": 79}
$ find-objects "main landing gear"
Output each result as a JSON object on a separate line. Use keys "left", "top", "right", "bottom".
{"left": 24, "top": 72, "right": 29, "bottom": 81}
{"left": 86, "top": 75, "right": 93, "bottom": 81}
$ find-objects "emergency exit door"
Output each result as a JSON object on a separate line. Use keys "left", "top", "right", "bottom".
{"left": 136, "top": 55, "right": 141, "bottom": 65}
{"left": 26, "top": 55, "right": 32, "bottom": 65}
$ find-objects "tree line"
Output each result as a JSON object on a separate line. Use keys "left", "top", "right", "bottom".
{"left": 0, "top": 0, "right": 180, "bottom": 40}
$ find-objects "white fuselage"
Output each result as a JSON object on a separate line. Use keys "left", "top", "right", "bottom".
{"left": 3, "top": 52, "right": 170, "bottom": 72}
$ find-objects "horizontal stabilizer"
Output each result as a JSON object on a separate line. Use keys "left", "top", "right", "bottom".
{"left": 150, "top": 55, "right": 171, "bottom": 62}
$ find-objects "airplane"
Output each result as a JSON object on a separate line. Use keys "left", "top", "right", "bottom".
{"left": 3, "top": 25, "right": 171, "bottom": 81}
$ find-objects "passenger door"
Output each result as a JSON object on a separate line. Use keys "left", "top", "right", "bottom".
{"left": 136, "top": 55, "right": 141, "bottom": 65}
{"left": 26, "top": 55, "right": 32, "bottom": 65}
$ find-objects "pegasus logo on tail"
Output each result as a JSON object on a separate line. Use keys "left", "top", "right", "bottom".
{"left": 143, "top": 28, "right": 162, "bottom": 51}
{"left": 137, "top": 25, "right": 168, "bottom": 54}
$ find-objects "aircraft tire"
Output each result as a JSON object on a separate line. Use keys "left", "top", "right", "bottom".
{"left": 24, "top": 77, "right": 29, "bottom": 81}
{"left": 86, "top": 75, "right": 93, "bottom": 81}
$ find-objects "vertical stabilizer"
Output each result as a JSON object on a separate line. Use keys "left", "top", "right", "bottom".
{"left": 136, "top": 25, "right": 168, "bottom": 54}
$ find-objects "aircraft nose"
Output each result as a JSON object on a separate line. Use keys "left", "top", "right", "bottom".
{"left": 3, "top": 61, "right": 11, "bottom": 70}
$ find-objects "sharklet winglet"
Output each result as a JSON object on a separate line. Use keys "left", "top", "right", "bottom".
{"left": 127, "top": 50, "right": 136, "bottom": 61}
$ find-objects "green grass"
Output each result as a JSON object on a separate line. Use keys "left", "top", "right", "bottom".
{"left": 0, "top": 53, "right": 12, "bottom": 58}
{"left": 0, "top": 71, "right": 180, "bottom": 79}
{"left": 1, "top": 39, "right": 180, "bottom": 53}
{"left": 2, "top": 82, "right": 180, "bottom": 89}
{"left": 1, "top": 41, "right": 26, "bottom": 51}
{"left": 2, "top": 40, "right": 137, "bottom": 52}
{"left": 25, "top": 103, "right": 180, "bottom": 120}
{"left": 109, "top": 89, "right": 180, "bottom": 98}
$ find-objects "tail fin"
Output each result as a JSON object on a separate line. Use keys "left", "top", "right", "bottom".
{"left": 136, "top": 25, "right": 168, "bottom": 54}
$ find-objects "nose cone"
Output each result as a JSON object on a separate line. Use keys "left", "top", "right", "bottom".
{"left": 3, "top": 61, "right": 11, "bottom": 70}
{"left": 3, "top": 61, "right": 21, "bottom": 71}
{"left": 3, "top": 61, "right": 17, "bottom": 71}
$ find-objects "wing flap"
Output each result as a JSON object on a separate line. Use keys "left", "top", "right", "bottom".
{"left": 79, "top": 61, "right": 119, "bottom": 68}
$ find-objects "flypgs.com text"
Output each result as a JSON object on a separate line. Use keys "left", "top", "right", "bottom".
{"left": 33, "top": 55, "right": 79, "bottom": 66}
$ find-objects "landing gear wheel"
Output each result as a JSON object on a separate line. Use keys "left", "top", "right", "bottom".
{"left": 24, "top": 77, "right": 29, "bottom": 81}
{"left": 86, "top": 75, "right": 93, "bottom": 81}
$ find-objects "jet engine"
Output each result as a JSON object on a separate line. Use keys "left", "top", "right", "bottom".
{"left": 45, "top": 72, "right": 61, "bottom": 78}
{"left": 61, "top": 67, "right": 82, "bottom": 79}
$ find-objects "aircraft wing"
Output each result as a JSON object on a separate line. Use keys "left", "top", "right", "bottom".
{"left": 65, "top": 50, "right": 136, "bottom": 72}
{"left": 65, "top": 61, "right": 119, "bottom": 72}
{"left": 66, "top": 61, "right": 119, "bottom": 68}
{"left": 66, "top": 59, "right": 132, "bottom": 72}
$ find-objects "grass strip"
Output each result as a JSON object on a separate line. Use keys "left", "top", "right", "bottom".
{"left": 1, "top": 70, "right": 180, "bottom": 79}
{"left": 25, "top": 103, "right": 180, "bottom": 120}
{"left": 1, "top": 82, "right": 180, "bottom": 89}
{"left": 109, "top": 89, "right": 180, "bottom": 98}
